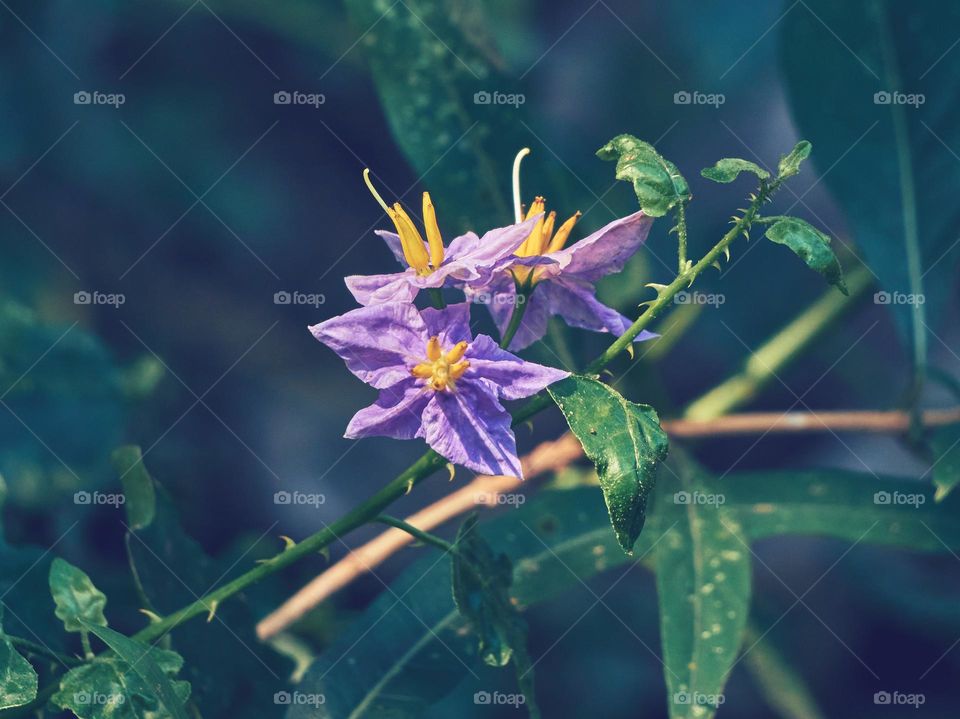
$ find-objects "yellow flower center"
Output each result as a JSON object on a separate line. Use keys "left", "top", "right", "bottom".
{"left": 512, "top": 196, "right": 581, "bottom": 284}
{"left": 411, "top": 337, "right": 470, "bottom": 392}
{"left": 364, "top": 169, "right": 443, "bottom": 276}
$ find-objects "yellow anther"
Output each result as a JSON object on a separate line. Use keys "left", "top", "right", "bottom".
{"left": 546, "top": 211, "right": 581, "bottom": 253}
{"left": 524, "top": 196, "right": 545, "bottom": 221}
{"left": 517, "top": 214, "right": 546, "bottom": 258}
{"left": 363, "top": 168, "right": 434, "bottom": 275}
{"left": 411, "top": 336, "right": 470, "bottom": 392}
{"left": 422, "top": 192, "right": 444, "bottom": 269}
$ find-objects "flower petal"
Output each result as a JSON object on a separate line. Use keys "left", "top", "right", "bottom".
{"left": 446, "top": 216, "right": 543, "bottom": 279}
{"left": 466, "top": 334, "right": 570, "bottom": 399}
{"left": 344, "top": 380, "right": 430, "bottom": 439}
{"left": 544, "top": 278, "right": 658, "bottom": 343}
{"left": 549, "top": 210, "right": 653, "bottom": 281}
{"left": 480, "top": 282, "right": 552, "bottom": 352}
{"left": 420, "top": 302, "right": 473, "bottom": 346}
{"left": 309, "top": 303, "right": 427, "bottom": 388}
{"left": 374, "top": 230, "right": 407, "bottom": 266}
{"left": 344, "top": 269, "right": 421, "bottom": 306}
{"left": 420, "top": 382, "right": 522, "bottom": 477}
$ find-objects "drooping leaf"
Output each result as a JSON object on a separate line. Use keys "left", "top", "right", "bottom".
{"left": 930, "top": 425, "right": 960, "bottom": 501}
{"left": 81, "top": 621, "right": 191, "bottom": 719}
{"left": 776, "top": 140, "right": 812, "bottom": 180}
{"left": 597, "top": 134, "right": 691, "bottom": 217}
{"left": 741, "top": 622, "right": 827, "bottom": 719}
{"left": 0, "top": 634, "right": 37, "bottom": 710}
{"left": 49, "top": 557, "right": 108, "bottom": 633}
{"left": 548, "top": 375, "right": 669, "bottom": 553}
{"left": 452, "top": 515, "right": 539, "bottom": 717}
{"left": 764, "top": 217, "right": 847, "bottom": 294}
{"left": 651, "top": 455, "right": 751, "bottom": 719}
{"left": 701, "top": 158, "right": 770, "bottom": 184}
{"left": 111, "top": 445, "right": 156, "bottom": 530}
{"left": 782, "top": 0, "right": 960, "bottom": 375}
{"left": 52, "top": 638, "right": 190, "bottom": 719}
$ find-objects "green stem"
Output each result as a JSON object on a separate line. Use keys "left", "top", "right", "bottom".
{"left": 428, "top": 288, "right": 446, "bottom": 310}
{"left": 500, "top": 295, "right": 530, "bottom": 350}
{"left": 7, "top": 635, "right": 83, "bottom": 666}
{"left": 376, "top": 514, "right": 457, "bottom": 554}
{"left": 676, "top": 202, "right": 689, "bottom": 272}
{"left": 80, "top": 630, "right": 93, "bottom": 660}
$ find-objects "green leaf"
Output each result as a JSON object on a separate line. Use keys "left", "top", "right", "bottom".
{"left": 701, "top": 158, "right": 770, "bottom": 184}
{"left": 0, "top": 636, "right": 37, "bottom": 710}
{"left": 597, "top": 134, "right": 690, "bottom": 217}
{"left": 76, "top": 622, "right": 190, "bottom": 719}
{"left": 49, "top": 558, "right": 108, "bottom": 633}
{"left": 52, "top": 641, "right": 189, "bottom": 719}
{"left": 776, "top": 140, "right": 812, "bottom": 179}
{"left": 741, "top": 622, "right": 827, "bottom": 719}
{"left": 451, "top": 515, "right": 539, "bottom": 717}
{"left": 764, "top": 217, "right": 847, "bottom": 294}
{"left": 111, "top": 445, "right": 156, "bottom": 530}
{"left": 548, "top": 375, "right": 669, "bottom": 553}
{"left": 931, "top": 425, "right": 960, "bottom": 501}
{"left": 651, "top": 456, "right": 751, "bottom": 719}
{"left": 782, "top": 0, "right": 960, "bottom": 376}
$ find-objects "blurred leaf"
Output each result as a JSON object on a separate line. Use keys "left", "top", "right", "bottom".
{"left": 931, "top": 425, "right": 960, "bottom": 501}
{"left": 0, "top": 634, "right": 37, "bottom": 710}
{"left": 49, "top": 558, "right": 108, "bottom": 633}
{"left": 764, "top": 217, "right": 847, "bottom": 294}
{"left": 652, "top": 456, "right": 750, "bottom": 719}
{"left": 782, "top": 1, "right": 960, "bottom": 376}
{"left": 452, "top": 514, "right": 539, "bottom": 717}
{"left": 52, "top": 637, "right": 190, "bottom": 719}
{"left": 701, "top": 158, "right": 770, "bottom": 184}
{"left": 82, "top": 621, "right": 191, "bottom": 719}
{"left": 741, "top": 622, "right": 826, "bottom": 719}
{"left": 111, "top": 446, "right": 156, "bottom": 530}
{"left": 343, "top": 0, "right": 525, "bottom": 230}
{"left": 776, "top": 140, "right": 812, "bottom": 180}
{"left": 597, "top": 134, "right": 690, "bottom": 217}
{"left": 549, "top": 375, "right": 669, "bottom": 553}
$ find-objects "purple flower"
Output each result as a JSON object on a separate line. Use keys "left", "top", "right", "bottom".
{"left": 344, "top": 170, "right": 541, "bottom": 306}
{"left": 309, "top": 302, "right": 569, "bottom": 478}
{"left": 469, "top": 198, "right": 659, "bottom": 351}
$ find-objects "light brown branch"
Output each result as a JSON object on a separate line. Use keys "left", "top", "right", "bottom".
{"left": 256, "top": 405, "right": 960, "bottom": 639}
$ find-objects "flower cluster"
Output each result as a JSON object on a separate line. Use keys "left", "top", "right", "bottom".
{"left": 310, "top": 154, "right": 655, "bottom": 477}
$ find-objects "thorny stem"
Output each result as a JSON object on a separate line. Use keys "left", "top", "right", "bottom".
{"left": 675, "top": 202, "right": 689, "bottom": 273}
{"left": 376, "top": 514, "right": 457, "bottom": 554}
{"left": 54, "top": 170, "right": 824, "bottom": 654}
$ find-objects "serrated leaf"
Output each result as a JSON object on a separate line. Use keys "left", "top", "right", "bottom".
{"left": 548, "top": 375, "right": 669, "bottom": 553}
{"left": 701, "top": 158, "right": 770, "bottom": 184}
{"left": 764, "top": 217, "right": 847, "bottom": 293}
{"left": 49, "top": 558, "right": 108, "bottom": 633}
{"left": 931, "top": 425, "right": 960, "bottom": 501}
{"left": 0, "top": 635, "right": 37, "bottom": 710}
{"left": 80, "top": 622, "right": 191, "bottom": 719}
{"left": 652, "top": 455, "right": 751, "bottom": 719}
{"left": 111, "top": 445, "right": 156, "bottom": 530}
{"left": 776, "top": 140, "right": 812, "bottom": 179}
{"left": 597, "top": 134, "right": 690, "bottom": 217}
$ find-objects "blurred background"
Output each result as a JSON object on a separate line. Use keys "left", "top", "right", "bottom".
{"left": 1, "top": 0, "right": 959, "bottom": 716}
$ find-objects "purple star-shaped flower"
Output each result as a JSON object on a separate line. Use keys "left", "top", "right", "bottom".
{"left": 469, "top": 208, "right": 659, "bottom": 351}
{"left": 309, "top": 302, "right": 569, "bottom": 478}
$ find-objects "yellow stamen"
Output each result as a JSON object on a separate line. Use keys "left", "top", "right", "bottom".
{"left": 516, "top": 214, "right": 545, "bottom": 258}
{"left": 546, "top": 211, "right": 581, "bottom": 253}
{"left": 524, "top": 196, "right": 545, "bottom": 221}
{"left": 422, "top": 192, "right": 444, "bottom": 269}
{"left": 535, "top": 211, "right": 557, "bottom": 255}
{"left": 363, "top": 169, "right": 433, "bottom": 275}
{"left": 412, "top": 336, "right": 470, "bottom": 392}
